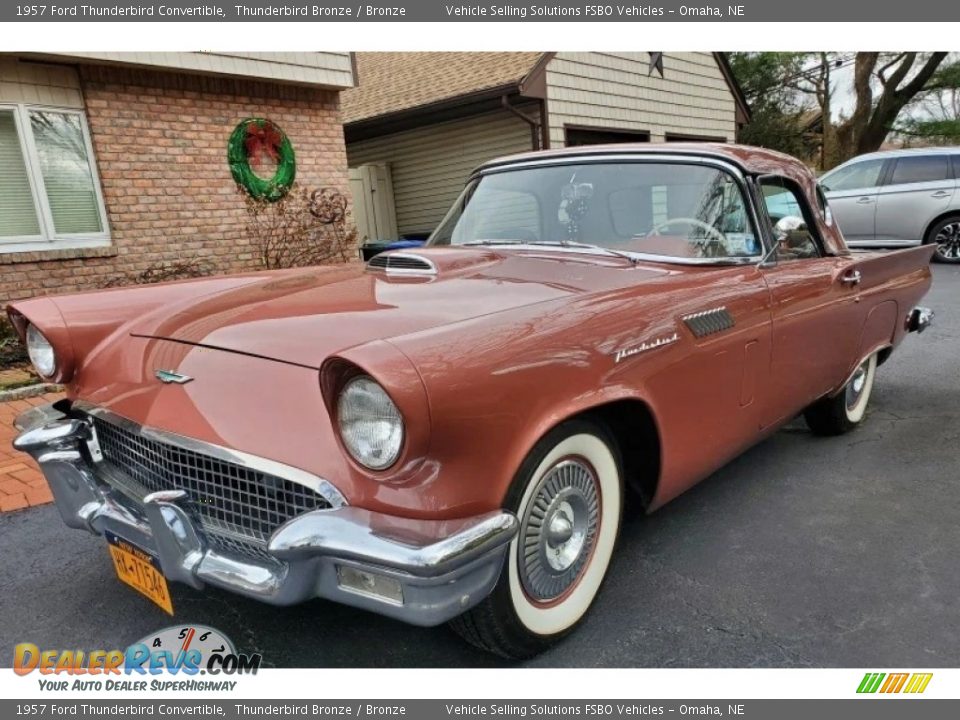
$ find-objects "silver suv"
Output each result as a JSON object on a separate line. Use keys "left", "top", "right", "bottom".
{"left": 821, "top": 147, "right": 960, "bottom": 262}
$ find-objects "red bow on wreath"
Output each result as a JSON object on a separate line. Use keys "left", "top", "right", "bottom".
{"left": 244, "top": 123, "right": 283, "bottom": 170}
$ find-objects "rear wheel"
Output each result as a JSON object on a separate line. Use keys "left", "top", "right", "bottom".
{"left": 449, "top": 419, "right": 623, "bottom": 659}
{"left": 803, "top": 353, "right": 878, "bottom": 436}
{"left": 926, "top": 215, "right": 960, "bottom": 263}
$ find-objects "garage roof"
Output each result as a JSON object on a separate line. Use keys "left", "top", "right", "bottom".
{"left": 342, "top": 52, "right": 545, "bottom": 124}
{"left": 343, "top": 52, "right": 750, "bottom": 129}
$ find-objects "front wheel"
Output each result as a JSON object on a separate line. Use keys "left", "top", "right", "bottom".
{"left": 803, "top": 353, "right": 878, "bottom": 436}
{"left": 449, "top": 419, "right": 623, "bottom": 659}
{"left": 926, "top": 215, "right": 960, "bottom": 263}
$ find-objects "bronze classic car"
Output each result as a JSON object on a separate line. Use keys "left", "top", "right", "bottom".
{"left": 10, "top": 144, "right": 934, "bottom": 659}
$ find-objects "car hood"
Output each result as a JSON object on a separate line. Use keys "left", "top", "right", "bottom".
{"left": 126, "top": 247, "right": 671, "bottom": 368}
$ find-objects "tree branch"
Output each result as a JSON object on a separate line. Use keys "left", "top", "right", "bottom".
{"left": 879, "top": 52, "right": 913, "bottom": 89}
{"left": 896, "top": 52, "right": 949, "bottom": 100}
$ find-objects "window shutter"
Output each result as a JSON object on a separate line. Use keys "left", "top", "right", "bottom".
{"left": 30, "top": 110, "right": 103, "bottom": 235}
{"left": 0, "top": 110, "right": 42, "bottom": 238}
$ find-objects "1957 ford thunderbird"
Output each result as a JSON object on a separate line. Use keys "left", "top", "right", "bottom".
{"left": 10, "top": 144, "right": 935, "bottom": 658}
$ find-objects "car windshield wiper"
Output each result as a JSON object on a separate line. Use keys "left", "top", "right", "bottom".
{"left": 461, "top": 239, "right": 525, "bottom": 246}
{"left": 533, "top": 240, "right": 641, "bottom": 265}
{"left": 464, "top": 239, "right": 640, "bottom": 264}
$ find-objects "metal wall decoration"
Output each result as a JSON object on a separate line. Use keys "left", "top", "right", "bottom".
{"left": 228, "top": 118, "right": 296, "bottom": 202}
{"left": 648, "top": 52, "right": 664, "bottom": 77}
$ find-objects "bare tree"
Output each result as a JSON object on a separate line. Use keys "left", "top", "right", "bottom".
{"left": 784, "top": 52, "right": 838, "bottom": 167}
{"left": 832, "top": 52, "right": 949, "bottom": 165}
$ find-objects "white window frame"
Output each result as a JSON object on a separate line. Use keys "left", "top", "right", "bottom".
{"left": 0, "top": 102, "right": 111, "bottom": 254}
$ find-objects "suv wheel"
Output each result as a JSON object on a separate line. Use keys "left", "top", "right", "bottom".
{"left": 926, "top": 215, "right": 960, "bottom": 263}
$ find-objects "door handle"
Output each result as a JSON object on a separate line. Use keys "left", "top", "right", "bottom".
{"left": 841, "top": 270, "right": 862, "bottom": 286}
{"left": 931, "top": 190, "right": 951, "bottom": 199}
{"left": 856, "top": 196, "right": 874, "bottom": 204}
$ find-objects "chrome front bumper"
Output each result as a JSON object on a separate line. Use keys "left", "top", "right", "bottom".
{"left": 14, "top": 404, "right": 518, "bottom": 626}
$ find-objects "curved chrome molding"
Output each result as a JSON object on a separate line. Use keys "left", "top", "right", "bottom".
{"left": 72, "top": 401, "right": 347, "bottom": 508}
{"left": 268, "top": 507, "right": 519, "bottom": 578}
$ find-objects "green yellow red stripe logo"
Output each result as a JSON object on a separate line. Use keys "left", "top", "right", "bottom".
{"left": 857, "top": 672, "right": 932, "bottom": 694}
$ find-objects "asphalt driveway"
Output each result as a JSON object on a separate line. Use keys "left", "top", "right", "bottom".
{"left": 1, "top": 264, "right": 958, "bottom": 668}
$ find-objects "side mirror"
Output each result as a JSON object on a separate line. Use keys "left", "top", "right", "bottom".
{"left": 774, "top": 216, "right": 808, "bottom": 243}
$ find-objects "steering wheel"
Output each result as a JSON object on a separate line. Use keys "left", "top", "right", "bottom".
{"left": 648, "top": 217, "right": 728, "bottom": 244}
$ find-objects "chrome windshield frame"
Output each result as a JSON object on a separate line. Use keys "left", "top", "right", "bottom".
{"left": 427, "top": 153, "right": 774, "bottom": 268}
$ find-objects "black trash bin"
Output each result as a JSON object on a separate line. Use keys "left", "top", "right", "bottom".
{"left": 359, "top": 239, "right": 427, "bottom": 261}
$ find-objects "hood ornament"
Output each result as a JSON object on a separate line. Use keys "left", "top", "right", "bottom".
{"left": 155, "top": 369, "right": 194, "bottom": 385}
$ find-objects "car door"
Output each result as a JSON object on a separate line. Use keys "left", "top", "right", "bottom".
{"left": 821, "top": 157, "right": 887, "bottom": 245}
{"left": 757, "top": 176, "right": 864, "bottom": 428}
{"left": 874, "top": 154, "right": 955, "bottom": 244}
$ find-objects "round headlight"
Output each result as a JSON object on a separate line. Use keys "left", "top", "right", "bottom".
{"left": 337, "top": 376, "right": 404, "bottom": 470}
{"left": 26, "top": 324, "right": 56, "bottom": 379}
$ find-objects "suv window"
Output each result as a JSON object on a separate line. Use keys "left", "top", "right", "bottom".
{"left": 759, "top": 176, "right": 821, "bottom": 261}
{"left": 889, "top": 155, "right": 950, "bottom": 185}
{"left": 822, "top": 159, "right": 884, "bottom": 192}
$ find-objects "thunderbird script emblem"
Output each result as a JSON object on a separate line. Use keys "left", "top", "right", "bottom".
{"left": 155, "top": 369, "right": 193, "bottom": 385}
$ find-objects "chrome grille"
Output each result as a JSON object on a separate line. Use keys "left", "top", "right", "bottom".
{"left": 207, "top": 534, "right": 282, "bottom": 566}
{"left": 90, "top": 416, "right": 330, "bottom": 557}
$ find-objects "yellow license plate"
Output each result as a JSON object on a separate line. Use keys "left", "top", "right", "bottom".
{"left": 106, "top": 531, "right": 173, "bottom": 615}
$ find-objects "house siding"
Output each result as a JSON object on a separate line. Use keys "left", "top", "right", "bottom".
{"left": 0, "top": 63, "right": 351, "bottom": 306}
{"left": 0, "top": 57, "right": 83, "bottom": 108}
{"left": 346, "top": 108, "right": 537, "bottom": 236}
{"left": 545, "top": 52, "right": 737, "bottom": 146}
{"left": 43, "top": 52, "right": 356, "bottom": 90}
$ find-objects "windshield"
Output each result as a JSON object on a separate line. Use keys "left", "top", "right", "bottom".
{"left": 428, "top": 161, "right": 761, "bottom": 262}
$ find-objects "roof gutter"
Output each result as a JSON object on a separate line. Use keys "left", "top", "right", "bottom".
{"left": 344, "top": 82, "right": 521, "bottom": 142}
{"left": 501, "top": 95, "right": 543, "bottom": 151}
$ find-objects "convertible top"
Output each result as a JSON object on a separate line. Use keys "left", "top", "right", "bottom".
{"left": 476, "top": 142, "right": 807, "bottom": 182}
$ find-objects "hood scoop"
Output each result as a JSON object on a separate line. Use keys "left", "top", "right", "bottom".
{"left": 366, "top": 252, "right": 437, "bottom": 276}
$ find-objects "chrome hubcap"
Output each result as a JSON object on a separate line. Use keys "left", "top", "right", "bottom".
{"left": 846, "top": 361, "right": 869, "bottom": 411}
{"left": 519, "top": 459, "right": 600, "bottom": 602}
{"left": 935, "top": 221, "right": 960, "bottom": 260}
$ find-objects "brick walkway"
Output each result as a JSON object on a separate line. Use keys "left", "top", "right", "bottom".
{"left": 0, "top": 393, "right": 63, "bottom": 512}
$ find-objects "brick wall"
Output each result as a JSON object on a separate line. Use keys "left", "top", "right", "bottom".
{"left": 0, "top": 64, "right": 352, "bottom": 307}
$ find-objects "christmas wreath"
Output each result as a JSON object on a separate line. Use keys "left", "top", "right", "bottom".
{"left": 228, "top": 118, "right": 296, "bottom": 202}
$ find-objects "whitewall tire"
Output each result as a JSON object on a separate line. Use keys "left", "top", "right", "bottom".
{"left": 449, "top": 419, "right": 623, "bottom": 658}
{"left": 804, "top": 353, "right": 878, "bottom": 435}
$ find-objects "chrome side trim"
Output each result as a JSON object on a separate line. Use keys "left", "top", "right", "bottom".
{"left": 72, "top": 401, "right": 347, "bottom": 509}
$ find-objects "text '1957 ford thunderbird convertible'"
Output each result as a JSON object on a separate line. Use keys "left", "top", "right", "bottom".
{"left": 10, "top": 144, "right": 935, "bottom": 658}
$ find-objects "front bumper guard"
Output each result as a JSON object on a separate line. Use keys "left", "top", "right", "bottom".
{"left": 14, "top": 408, "right": 518, "bottom": 627}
